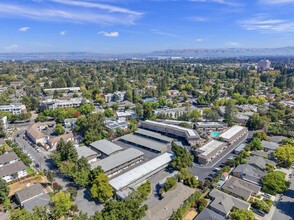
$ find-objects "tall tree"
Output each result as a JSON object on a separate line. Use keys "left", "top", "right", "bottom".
{"left": 51, "top": 192, "right": 73, "bottom": 219}
{"left": 90, "top": 173, "right": 113, "bottom": 203}
{"left": 0, "top": 178, "right": 9, "bottom": 204}
{"left": 224, "top": 99, "right": 237, "bottom": 126}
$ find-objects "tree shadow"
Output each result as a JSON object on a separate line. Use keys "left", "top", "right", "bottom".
{"left": 283, "top": 189, "right": 294, "bottom": 199}
{"left": 275, "top": 200, "right": 294, "bottom": 219}
{"left": 82, "top": 188, "right": 101, "bottom": 205}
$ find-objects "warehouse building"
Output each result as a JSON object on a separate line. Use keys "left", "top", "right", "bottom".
{"left": 91, "top": 148, "right": 144, "bottom": 177}
{"left": 140, "top": 120, "right": 200, "bottom": 145}
{"left": 218, "top": 125, "right": 248, "bottom": 144}
{"left": 196, "top": 140, "right": 228, "bottom": 164}
{"left": 119, "top": 134, "right": 168, "bottom": 154}
{"left": 109, "top": 152, "right": 175, "bottom": 192}
{"left": 89, "top": 140, "right": 124, "bottom": 158}
{"left": 134, "top": 128, "right": 173, "bottom": 144}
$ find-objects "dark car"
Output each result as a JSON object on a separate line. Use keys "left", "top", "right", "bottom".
{"left": 253, "top": 209, "right": 266, "bottom": 217}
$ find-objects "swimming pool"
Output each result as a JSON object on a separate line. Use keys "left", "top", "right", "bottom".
{"left": 211, "top": 131, "right": 221, "bottom": 138}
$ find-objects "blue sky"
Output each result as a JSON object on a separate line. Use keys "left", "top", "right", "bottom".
{"left": 0, "top": 0, "right": 294, "bottom": 53}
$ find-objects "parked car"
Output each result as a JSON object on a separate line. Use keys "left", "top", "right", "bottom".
{"left": 253, "top": 209, "right": 266, "bottom": 217}
{"left": 213, "top": 167, "right": 221, "bottom": 172}
{"left": 36, "top": 148, "right": 41, "bottom": 153}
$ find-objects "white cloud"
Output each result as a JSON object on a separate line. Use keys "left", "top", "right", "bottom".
{"left": 150, "top": 29, "right": 178, "bottom": 38}
{"left": 19, "top": 27, "right": 30, "bottom": 32}
{"left": 98, "top": 31, "right": 119, "bottom": 37}
{"left": 51, "top": 0, "right": 142, "bottom": 16}
{"left": 189, "top": 0, "right": 241, "bottom": 6}
{"left": 0, "top": 3, "right": 141, "bottom": 25}
{"left": 226, "top": 41, "right": 240, "bottom": 46}
{"left": 196, "top": 38, "right": 204, "bottom": 42}
{"left": 4, "top": 44, "right": 18, "bottom": 51}
{"left": 240, "top": 17, "right": 294, "bottom": 33}
{"left": 187, "top": 16, "right": 209, "bottom": 22}
{"left": 60, "top": 30, "right": 66, "bottom": 36}
{"left": 260, "top": 0, "right": 294, "bottom": 4}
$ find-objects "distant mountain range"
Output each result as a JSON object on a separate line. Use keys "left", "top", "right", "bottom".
{"left": 1, "top": 46, "right": 294, "bottom": 60}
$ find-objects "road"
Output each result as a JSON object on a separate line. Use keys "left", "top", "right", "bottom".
{"left": 189, "top": 131, "right": 253, "bottom": 181}
{"left": 14, "top": 130, "right": 53, "bottom": 170}
{"left": 271, "top": 169, "right": 294, "bottom": 220}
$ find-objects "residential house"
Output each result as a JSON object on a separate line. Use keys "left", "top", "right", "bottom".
{"left": 247, "top": 156, "right": 276, "bottom": 171}
{"left": 222, "top": 176, "right": 261, "bottom": 200}
{"left": 47, "top": 133, "right": 75, "bottom": 149}
{"left": 0, "top": 161, "right": 27, "bottom": 182}
{"left": 209, "top": 188, "right": 251, "bottom": 217}
{"left": 15, "top": 184, "right": 50, "bottom": 213}
{"left": 232, "top": 164, "right": 266, "bottom": 186}
{"left": 0, "top": 152, "right": 18, "bottom": 167}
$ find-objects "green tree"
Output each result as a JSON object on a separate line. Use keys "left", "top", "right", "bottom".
{"left": 10, "top": 208, "right": 39, "bottom": 220}
{"left": 224, "top": 99, "right": 237, "bottom": 126}
{"left": 171, "top": 142, "right": 194, "bottom": 170}
{"left": 0, "top": 120, "right": 6, "bottom": 138}
{"left": 262, "top": 171, "right": 290, "bottom": 195}
{"left": 90, "top": 173, "right": 113, "bottom": 203}
{"left": 135, "top": 104, "right": 143, "bottom": 119}
{"left": 104, "top": 108, "right": 114, "bottom": 118}
{"left": 54, "top": 124, "right": 65, "bottom": 135}
{"left": 0, "top": 179, "right": 9, "bottom": 204}
{"left": 246, "top": 137, "right": 263, "bottom": 151}
{"left": 164, "top": 177, "right": 177, "bottom": 192}
{"left": 274, "top": 144, "right": 294, "bottom": 168}
{"left": 72, "top": 157, "right": 91, "bottom": 187}
{"left": 32, "top": 206, "right": 50, "bottom": 220}
{"left": 230, "top": 209, "right": 256, "bottom": 220}
{"left": 143, "top": 102, "right": 153, "bottom": 120}
{"left": 51, "top": 192, "right": 73, "bottom": 219}
{"left": 246, "top": 113, "right": 266, "bottom": 130}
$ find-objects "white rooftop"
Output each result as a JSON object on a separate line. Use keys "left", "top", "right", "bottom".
{"left": 109, "top": 152, "right": 175, "bottom": 191}
{"left": 219, "top": 125, "right": 246, "bottom": 140}
{"left": 145, "top": 120, "right": 197, "bottom": 137}
{"left": 198, "top": 140, "right": 225, "bottom": 156}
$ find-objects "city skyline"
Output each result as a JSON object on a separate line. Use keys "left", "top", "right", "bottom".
{"left": 1, "top": 0, "right": 294, "bottom": 53}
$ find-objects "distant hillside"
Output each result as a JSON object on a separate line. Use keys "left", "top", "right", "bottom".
{"left": 1, "top": 47, "right": 294, "bottom": 60}
{"left": 149, "top": 47, "right": 294, "bottom": 58}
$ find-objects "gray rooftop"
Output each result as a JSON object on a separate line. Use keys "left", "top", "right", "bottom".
{"left": 221, "top": 176, "right": 261, "bottom": 200}
{"left": 23, "top": 193, "right": 51, "bottom": 213}
{"left": 262, "top": 140, "right": 279, "bottom": 150}
{"left": 0, "top": 161, "right": 26, "bottom": 178}
{"left": 91, "top": 148, "right": 144, "bottom": 172}
{"left": 144, "top": 183, "right": 195, "bottom": 220}
{"left": 209, "top": 188, "right": 251, "bottom": 215}
{"left": 15, "top": 184, "right": 44, "bottom": 204}
{"left": 106, "top": 121, "right": 129, "bottom": 130}
{"left": 234, "top": 143, "right": 247, "bottom": 153}
{"left": 90, "top": 139, "right": 123, "bottom": 156}
{"left": 134, "top": 128, "right": 173, "bottom": 143}
{"left": 232, "top": 164, "right": 266, "bottom": 185}
{"left": 248, "top": 156, "right": 276, "bottom": 170}
{"left": 0, "top": 152, "right": 18, "bottom": 165}
{"left": 119, "top": 134, "right": 168, "bottom": 153}
{"left": 194, "top": 208, "right": 226, "bottom": 220}
{"left": 76, "top": 146, "right": 99, "bottom": 159}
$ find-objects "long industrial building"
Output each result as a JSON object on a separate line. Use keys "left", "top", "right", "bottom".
{"left": 140, "top": 120, "right": 200, "bottom": 145}
{"left": 91, "top": 148, "right": 144, "bottom": 177}
{"left": 119, "top": 134, "right": 168, "bottom": 154}
{"left": 134, "top": 128, "right": 173, "bottom": 144}
{"left": 196, "top": 140, "right": 227, "bottom": 164}
{"left": 89, "top": 140, "right": 124, "bottom": 158}
{"left": 218, "top": 125, "right": 248, "bottom": 144}
{"left": 109, "top": 152, "right": 175, "bottom": 192}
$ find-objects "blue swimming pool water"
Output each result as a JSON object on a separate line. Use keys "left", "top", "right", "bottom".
{"left": 211, "top": 131, "right": 221, "bottom": 137}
